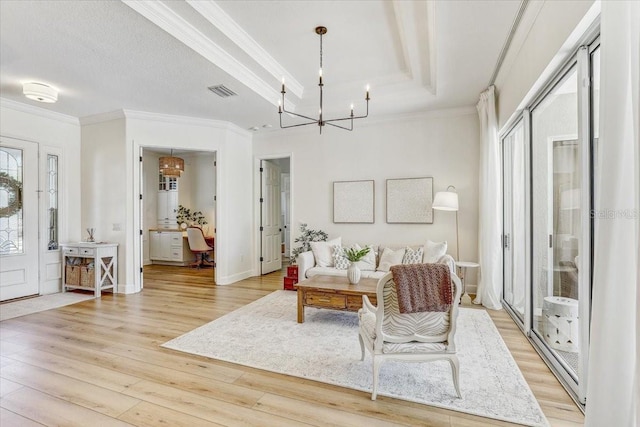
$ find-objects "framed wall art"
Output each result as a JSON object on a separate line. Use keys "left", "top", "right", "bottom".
{"left": 333, "top": 180, "right": 375, "bottom": 223}
{"left": 386, "top": 177, "right": 434, "bottom": 223}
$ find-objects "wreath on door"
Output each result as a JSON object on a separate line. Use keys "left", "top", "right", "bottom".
{"left": 0, "top": 171, "right": 22, "bottom": 218}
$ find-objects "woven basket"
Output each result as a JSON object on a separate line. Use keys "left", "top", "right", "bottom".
{"left": 65, "top": 265, "right": 80, "bottom": 286}
{"left": 80, "top": 266, "right": 95, "bottom": 288}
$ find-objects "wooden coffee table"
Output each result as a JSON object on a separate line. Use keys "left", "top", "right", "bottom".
{"left": 294, "top": 275, "right": 379, "bottom": 323}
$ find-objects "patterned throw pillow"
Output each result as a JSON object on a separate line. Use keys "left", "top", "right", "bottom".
{"left": 402, "top": 246, "right": 424, "bottom": 264}
{"left": 332, "top": 245, "right": 350, "bottom": 270}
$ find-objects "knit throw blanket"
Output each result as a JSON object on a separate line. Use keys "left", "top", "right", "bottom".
{"left": 390, "top": 264, "right": 452, "bottom": 313}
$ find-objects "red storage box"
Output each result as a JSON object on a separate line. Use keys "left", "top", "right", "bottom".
{"left": 283, "top": 276, "right": 298, "bottom": 291}
{"left": 287, "top": 265, "right": 299, "bottom": 280}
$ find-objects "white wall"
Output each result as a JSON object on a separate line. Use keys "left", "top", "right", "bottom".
{"left": 1, "top": 100, "right": 82, "bottom": 294}
{"left": 495, "top": 0, "right": 597, "bottom": 129}
{"left": 125, "top": 112, "right": 253, "bottom": 286}
{"left": 253, "top": 110, "right": 480, "bottom": 277}
{"left": 80, "top": 118, "right": 128, "bottom": 287}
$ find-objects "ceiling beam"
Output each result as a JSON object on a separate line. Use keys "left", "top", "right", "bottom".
{"left": 392, "top": 0, "right": 437, "bottom": 95}
{"left": 121, "top": 0, "right": 294, "bottom": 110}
{"left": 186, "top": 0, "right": 304, "bottom": 99}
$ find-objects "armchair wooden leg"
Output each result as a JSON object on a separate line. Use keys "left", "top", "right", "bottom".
{"left": 358, "top": 334, "right": 366, "bottom": 361}
{"left": 449, "top": 356, "right": 462, "bottom": 398}
{"left": 371, "top": 357, "right": 383, "bottom": 401}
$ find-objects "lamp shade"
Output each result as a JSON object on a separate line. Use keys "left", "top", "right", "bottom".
{"left": 159, "top": 154, "right": 184, "bottom": 177}
{"left": 432, "top": 191, "right": 459, "bottom": 211}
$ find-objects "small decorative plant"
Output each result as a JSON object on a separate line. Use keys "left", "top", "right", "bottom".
{"left": 345, "top": 246, "right": 371, "bottom": 262}
{"left": 291, "top": 223, "right": 328, "bottom": 263}
{"left": 176, "top": 205, "right": 208, "bottom": 226}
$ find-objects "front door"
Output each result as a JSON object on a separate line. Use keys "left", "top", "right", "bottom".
{"left": 260, "top": 160, "right": 282, "bottom": 274}
{"left": 1, "top": 138, "right": 39, "bottom": 301}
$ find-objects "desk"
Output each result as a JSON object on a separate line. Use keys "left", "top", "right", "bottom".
{"left": 455, "top": 261, "right": 479, "bottom": 305}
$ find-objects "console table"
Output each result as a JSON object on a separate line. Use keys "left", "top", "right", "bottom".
{"left": 61, "top": 243, "right": 118, "bottom": 297}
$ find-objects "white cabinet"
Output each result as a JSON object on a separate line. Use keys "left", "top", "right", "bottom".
{"left": 157, "top": 190, "right": 178, "bottom": 222}
{"left": 149, "top": 231, "right": 192, "bottom": 265}
{"left": 61, "top": 243, "right": 118, "bottom": 297}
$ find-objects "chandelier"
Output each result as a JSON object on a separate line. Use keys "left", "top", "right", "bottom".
{"left": 159, "top": 149, "right": 184, "bottom": 177}
{"left": 279, "top": 26, "right": 370, "bottom": 134}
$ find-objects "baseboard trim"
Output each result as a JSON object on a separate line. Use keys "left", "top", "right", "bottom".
{"left": 217, "top": 269, "right": 254, "bottom": 285}
{"left": 117, "top": 283, "right": 137, "bottom": 294}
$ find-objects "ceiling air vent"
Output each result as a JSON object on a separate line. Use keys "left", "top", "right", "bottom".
{"left": 208, "top": 84, "right": 237, "bottom": 98}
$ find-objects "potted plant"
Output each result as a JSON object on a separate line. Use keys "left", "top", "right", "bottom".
{"left": 345, "top": 246, "right": 371, "bottom": 285}
{"left": 291, "top": 223, "right": 328, "bottom": 264}
{"left": 176, "top": 205, "right": 208, "bottom": 228}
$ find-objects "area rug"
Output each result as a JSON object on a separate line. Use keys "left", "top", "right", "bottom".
{"left": 0, "top": 292, "right": 94, "bottom": 321}
{"left": 162, "top": 291, "right": 548, "bottom": 426}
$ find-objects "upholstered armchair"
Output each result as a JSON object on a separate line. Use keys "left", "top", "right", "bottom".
{"left": 358, "top": 271, "right": 463, "bottom": 400}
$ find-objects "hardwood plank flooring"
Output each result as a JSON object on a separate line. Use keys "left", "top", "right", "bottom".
{"left": 0, "top": 265, "right": 584, "bottom": 426}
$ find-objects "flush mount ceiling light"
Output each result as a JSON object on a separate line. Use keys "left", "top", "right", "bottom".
{"left": 159, "top": 149, "right": 184, "bottom": 177}
{"left": 279, "top": 26, "right": 370, "bottom": 134}
{"left": 23, "top": 82, "right": 58, "bottom": 103}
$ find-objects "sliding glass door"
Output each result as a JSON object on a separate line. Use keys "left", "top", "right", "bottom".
{"left": 501, "top": 37, "right": 599, "bottom": 405}
{"left": 502, "top": 120, "right": 527, "bottom": 325}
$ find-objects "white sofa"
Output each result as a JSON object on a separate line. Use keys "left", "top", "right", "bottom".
{"left": 296, "top": 242, "right": 457, "bottom": 281}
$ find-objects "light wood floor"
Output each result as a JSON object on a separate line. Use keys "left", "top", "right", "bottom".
{"left": 0, "top": 265, "right": 584, "bottom": 426}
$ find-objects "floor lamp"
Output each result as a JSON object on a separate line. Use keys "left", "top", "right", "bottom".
{"left": 432, "top": 185, "right": 459, "bottom": 261}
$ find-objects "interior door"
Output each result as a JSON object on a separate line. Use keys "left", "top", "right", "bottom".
{"left": 261, "top": 160, "right": 281, "bottom": 274}
{"left": 0, "top": 138, "right": 39, "bottom": 301}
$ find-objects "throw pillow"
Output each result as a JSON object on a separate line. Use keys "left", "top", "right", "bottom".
{"left": 310, "top": 237, "right": 342, "bottom": 267}
{"left": 423, "top": 240, "right": 447, "bottom": 263}
{"left": 376, "top": 247, "right": 406, "bottom": 272}
{"left": 332, "top": 245, "right": 350, "bottom": 270}
{"left": 402, "top": 246, "right": 424, "bottom": 264}
{"left": 353, "top": 243, "right": 377, "bottom": 271}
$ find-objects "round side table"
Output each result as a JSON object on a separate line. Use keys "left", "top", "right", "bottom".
{"left": 455, "top": 261, "right": 480, "bottom": 305}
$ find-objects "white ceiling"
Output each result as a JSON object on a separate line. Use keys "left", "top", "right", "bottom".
{"left": 0, "top": 0, "right": 521, "bottom": 132}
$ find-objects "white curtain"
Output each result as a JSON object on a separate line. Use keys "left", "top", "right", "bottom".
{"left": 585, "top": 1, "right": 639, "bottom": 426}
{"left": 475, "top": 86, "right": 503, "bottom": 309}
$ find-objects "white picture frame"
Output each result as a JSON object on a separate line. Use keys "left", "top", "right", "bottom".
{"left": 333, "top": 180, "right": 375, "bottom": 223}
{"left": 386, "top": 177, "right": 434, "bottom": 224}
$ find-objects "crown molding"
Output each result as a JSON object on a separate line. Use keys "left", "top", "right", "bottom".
{"left": 121, "top": 0, "right": 293, "bottom": 111}
{"left": 392, "top": 0, "right": 437, "bottom": 94}
{"left": 0, "top": 98, "right": 79, "bottom": 125}
{"left": 79, "top": 110, "right": 126, "bottom": 126}
{"left": 186, "top": 0, "right": 303, "bottom": 98}
{"left": 80, "top": 109, "right": 251, "bottom": 137}
{"left": 123, "top": 109, "right": 251, "bottom": 137}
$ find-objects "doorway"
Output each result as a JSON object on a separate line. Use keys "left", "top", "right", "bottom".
{"left": 259, "top": 156, "right": 291, "bottom": 274}
{"left": 139, "top": 147, "right": 217, "bottom": 285}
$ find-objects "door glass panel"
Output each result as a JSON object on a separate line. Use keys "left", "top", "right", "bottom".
{"left": 531, "top": 66, "right": 580, "bottom": 379}
{"left": 0, "top": 147, "right": 24, "bottom": 254}
{"left": 503, "top": 121, "right": 526, "bottom": 322}
{"left": 47, "top": 154, "right": 59, "bottom": 250}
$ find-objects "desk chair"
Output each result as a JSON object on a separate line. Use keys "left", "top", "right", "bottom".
{"left": 186, "top": 226, "right": 214, "bottom": 268}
